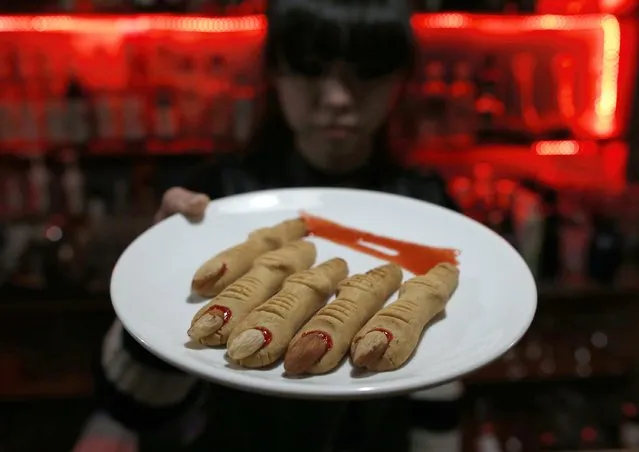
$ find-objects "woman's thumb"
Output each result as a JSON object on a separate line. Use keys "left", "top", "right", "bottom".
{"left": 154, "top": 187, "right": 210, "bottom": 224}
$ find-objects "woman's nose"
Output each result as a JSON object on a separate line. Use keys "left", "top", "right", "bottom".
{"left": 319, "top": 77, "right": 353, "bottom": 110}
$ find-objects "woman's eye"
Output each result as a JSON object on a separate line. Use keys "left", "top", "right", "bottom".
{"left": 297, "top": 61, "right": 323, "bottom": 77}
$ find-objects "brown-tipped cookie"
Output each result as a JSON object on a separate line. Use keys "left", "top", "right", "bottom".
{"left": 351, "top": 263, "right": 459, "bottom": 371}
{"left": 227, "top": 258, "right": 349, "bottom": 368}
{"left": 189, "top": 240, "right": 317, "bottom": 345}
{"left": 191, "top": 217, "right": 308, "bottom": 297}
{"left": 285, "top": 263, "right": 402, "bottom": 375}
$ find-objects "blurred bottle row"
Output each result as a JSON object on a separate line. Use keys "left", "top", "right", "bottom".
{"left": 404, "top": 51, "right": 576, "bottom": 149}
{"left": 0, "top": 154, "right": 636, "bottom": 297}
{"left": 471, "top": 374, "right": 639, "bottom": 450}
{"left": 0, "top": 34, "right": 581, "bottom": 156}
{"left": 446, "top": 164, "right": 634, "bottom": 287}
{"left": 0, "top": 40, "right": 261, "bottom": 155}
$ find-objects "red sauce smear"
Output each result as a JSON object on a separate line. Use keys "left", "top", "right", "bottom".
{"left": 371, "top": 328, "right": 394, "bottom": 343}
{"left": 300, "top": 212, "right": 459, "bottom": 275}
{"left": 302, "top": 330, "right": 333, "bottom": 351}
{"left": 207, "top": 305, "right": 232, "bottom": 325}
{"left": 254, "top": 327, "right": 272, "bottom": 348}
{"left": 217, "top": 263, "right": 227, "bottom": 277}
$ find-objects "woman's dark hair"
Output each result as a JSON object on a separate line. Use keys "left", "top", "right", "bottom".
{"left": 265, "top": 0, "right": 415, "bottom": 79}
{"left": 245, "top": 0, "right": 416, "bottom": 161}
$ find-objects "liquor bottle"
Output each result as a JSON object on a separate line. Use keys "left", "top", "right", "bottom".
{"left": 0, "top": 166, "right": 31, "bottom": 283}
{"left": 95, "top": 89, "right": 117, "bottom": 142}
{"left": 27, "top": 153, "right": 51, "bottom": 216}
{"left": 19, "top": 85, "right": 41, "bottom": 148}
{"left": 587, "top": 202, "right": 623, "bottom": 284}
{"left": 39, "top": 55, "right": 66, "bottom": 147}
{"left": 4, "top": 168, "right": 24, "bottom": 216}
{"left": 207, "top": 55, "right": 231, "bottom": 145}
{"left": 559, "top": 196, "right": 590, "bottom": 283}
{"left": 232, "top": 71, "right": 255, "bottom": 147}
{"left": 154, "top": 86, "right": 177, "bottom": 142}
{"left": 60, "top": 148, "right": 85, "bottom": 217}
{"left": 620, "top": 402, "right": 639, "bottom": 449}
{"left": 64, "top": 70, "right": 91, "bottom": 147}
{"left": 511, "top": 53, "right": 542, "bottom": 135}
{"left": 538, "top": 189, "right": 560, "bottom": 282}
{"left": 512, "top": 187, "right": 544, "bottom": 279}
{"left": 0, "top": 87, "right": 19, "bottom": 149}
{"left": 469, "top": 163, "right": 496, "bottom": 226}
{"left": 448, "top": 60, "right": 476, "bottom": 148}
{"left": 620, "top": 368, "right": 639, "bottom": 449}
{"left": 449, "top": 176, "right": 475, "bottom": 215}
{"left": 475, "top": 55, "right": 504, "bottom": 142}
{"left": 418, "top": 60, "right": 448, "bottom": 148}
{"left": 552, "top": 54, "right": 576, "bottom": 127}
{"left": 177, "top": 56, "right": 202, "bottom": 140}
{"left": 474, "top": 398, "right": 502, "bottom": 452}
{"left": 7, "top": 47, "right": 22, "bottom": 83}
{"left": 122, "top": 44, "right": 147, "bottom": 145}
{"left": 408, "top": 382, "right": 463, "bottom": 452}
{"left": 495, "top": 179, "right": 517, "bottom": 249}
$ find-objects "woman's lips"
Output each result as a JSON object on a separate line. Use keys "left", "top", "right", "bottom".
{"left": 322, "top": 125, "right": 357, "bottom": 139}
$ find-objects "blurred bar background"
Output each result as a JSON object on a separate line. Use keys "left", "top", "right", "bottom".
{"left": 1, "top": 0, "right": 639, "bottom": 450}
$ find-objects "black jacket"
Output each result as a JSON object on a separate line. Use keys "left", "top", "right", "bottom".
{"left": 97, "top": 143, "right": 458, "bottom": 452}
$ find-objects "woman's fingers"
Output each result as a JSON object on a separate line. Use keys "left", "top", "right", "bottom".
{"left": 154, "top": 187, "right": 211, "bottom": 224}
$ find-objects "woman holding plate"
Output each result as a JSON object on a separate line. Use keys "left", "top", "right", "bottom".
{"left": 74, "top": 0, "right": 463, "bottom": 451}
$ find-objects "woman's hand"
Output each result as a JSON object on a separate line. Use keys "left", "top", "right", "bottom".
{"left": 154, "top": 187, "right": 211, "bottom": 224}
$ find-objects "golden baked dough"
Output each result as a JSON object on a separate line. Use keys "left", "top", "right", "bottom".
{"left": 284, "top": 263, "right": 402, "bottom": 375}
{"left": 191, "top": 218, "right": 307, "bottom": 297}
{"left": 188, "top": 240, "right": 317, "bottom": 346}
{"left": 350, "top": 262, "right": 459, "bottom": 371}
{"left": 227, "top": 258, "right": 348, "bottom": 368}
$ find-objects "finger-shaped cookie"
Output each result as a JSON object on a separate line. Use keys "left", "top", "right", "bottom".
{"left": 351, "top": 263, "right": 459, "bottom": 371}
{"left": 284, "top": 263, "right": 402, "bottom": 375}
{"left": 191, "top": 218, "right": 307, "bottom": 297}
{"left": 226, "top": 258, "right": 348, "bottom": 368}
{"left": 188, "top": 240, "right": 317, "bottom": 345}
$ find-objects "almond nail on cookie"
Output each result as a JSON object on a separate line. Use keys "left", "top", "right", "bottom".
{"left": 188, "top": 240, "right": 317, "bottom": 345}
{"left": 284, "top": 263, "right": 402, "bottom": 375}
{"left": 191, "top": 217, "right": 307, "bottom": 297}
{"left": 351, "top": 262, "right": 459, "bottom": 371}
{"left": 227, "top": 258, "right": 348, "bottom": 368}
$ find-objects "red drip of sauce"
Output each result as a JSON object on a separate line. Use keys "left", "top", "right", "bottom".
{"left": 371, "top": 328, "right": 394, "bottom": 343}
{"left": 254, "top": 327, "right": 272, "bottom": 348}
{"left": 300, "top": 212, "right": 459, "bottom": 275}
{"left": 302, "top": 330, "right": 333, "bottom": 351}
{"left": 207, "top": 305, "right": 232, "bottom": 325}
{"left": 218, "top": 263, "right": 228, "bottom": 277}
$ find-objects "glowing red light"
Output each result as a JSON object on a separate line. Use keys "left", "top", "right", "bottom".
{"left": 540, "top": 432, "right": 556, "bottom": 445}
{"left": 623, "top": 402, "right": 638, "bottom": 418}
{"left": 580, "top": 426, "right": 598, "bottom": 442}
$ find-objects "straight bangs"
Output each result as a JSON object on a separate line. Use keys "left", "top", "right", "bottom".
{"left": 265, "top": 0, "right": 415, "bottom": 79}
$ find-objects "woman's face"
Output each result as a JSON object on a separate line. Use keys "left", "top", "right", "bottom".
{"left": 274, "top": 62, "right": 403, "bottom": 173}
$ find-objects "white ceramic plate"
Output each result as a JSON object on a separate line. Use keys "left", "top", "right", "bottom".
{"left": 111, "top": 188, "right": 537, "bottom": 399}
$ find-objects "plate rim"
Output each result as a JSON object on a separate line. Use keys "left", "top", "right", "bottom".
{"left": 111, "top": 187, "right": 538, "bottom": 399}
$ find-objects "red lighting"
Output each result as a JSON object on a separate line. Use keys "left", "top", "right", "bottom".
{"left": 623, "top": 402, "right": 638, "bottom": 418}
{"left": 480, "top": 423, "right": 495, "bottom": 435}
{"left": 0, "top": 13, "right": 621, "bottom": 140}
{"left": 412, "top": 13, "right": 621, "bottom": 140}
{"left": 534, "top": 140, "right": 581, "bottom": 155}
{"left": 0, "top": 15, "right": 266, "bottom": 34}
{"left": 580, "top": 426, "right": 598, "bottom": 442}
{"left": 540, "top": 432, "right": 556, "bottom": 445}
